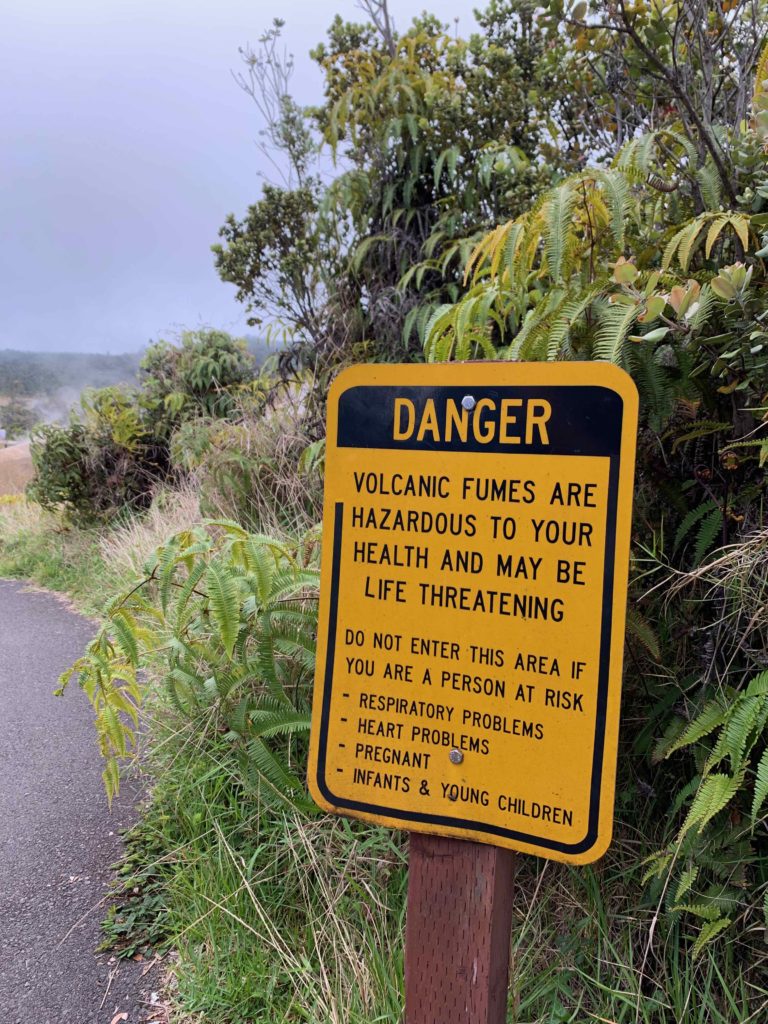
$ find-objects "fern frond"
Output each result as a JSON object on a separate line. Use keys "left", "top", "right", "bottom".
{"left": 111, "top": 612, "right": 139, "bottom": 668}
{"left": 691, "top": 917, "right": 731, "bottom": 957}
{"left": 674, "top": 500, "right": 717, "bottom": 552}
{"left": 246, "top": 707, "right": 311, "bottom": 740}
{"left": 632, "top": 344, "right": 675, "bottom": 430}
{"left": 675, "top": 866, "right": 700, "bottom": 904}
{"left": 671, "top": 420, "right": 730, "bottom": 451}
{"left": 662, "top": 700, "right": 727, "bottom": 759}
{"left": 594, "top": 169, "right": 633, "bottom": 248}
{"left": 693, "top": 507, "right": 723, "bottom": 565}
{"left": 544, "top": 183, "right": 576, "bottom": 284}
{"left": 672, "top": 902, "right": 722, "bottom": 921}
{"left": 751, "top": 747, "right": 768, "bottom": 822}
{"left": 678, "top": 218, "right": 708, "bottom": 272}
{"left": 688, "top": 284, "right": 715, "bottom": 333}
{"left": 696, "top": 162, "right": 722, "bottom": 212}
{"left": 546, "top": 288, "right": 602, "bottom": 361}
{"left": 626, "top": 607, "right": 661, "bottom": 660}
{"left": 239, "top": 738, "right": 315, "bottom": 813}
{"left": 678, "top": 772, "right": 743, "bottom": 839}
{"left": 593, "top": 301, "right": 639, "bottom": 365}
{"left": 206, "top": 562, "right": 241, "bottom": 658}
{"left": 708, "top": 695, "right": 763, "bottom": 772}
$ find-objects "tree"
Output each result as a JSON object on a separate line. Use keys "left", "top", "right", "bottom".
{"left": 27, "top": 330, "right": 258, "bottom": 520}
{"left": 213, "top": 3, "right": 583, "bottom": 379}
{"left": 0, "top": 398, "right": 37, "bottom": 439}
{"left": 139, "top": 329, "right": 257, "bottom": 430}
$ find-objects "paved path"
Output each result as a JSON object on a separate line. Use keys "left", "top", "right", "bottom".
{"left": 0, "top": 580, "right": 158, "bottom": 1023}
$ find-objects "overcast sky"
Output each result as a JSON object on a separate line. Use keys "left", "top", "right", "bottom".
{"left": 1, "top": 0, "right": 480, "bottom": 354}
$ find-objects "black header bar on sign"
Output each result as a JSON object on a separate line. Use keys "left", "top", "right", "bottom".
{"left": 336, "top": 385, "right": 623, "bottom": 458}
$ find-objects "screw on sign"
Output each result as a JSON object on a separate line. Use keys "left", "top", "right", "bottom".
{"left": 308, "top": 362, "right": 638, "bottom": 1023}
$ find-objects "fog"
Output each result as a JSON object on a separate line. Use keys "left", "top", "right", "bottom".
{"left": 1, "top": 0, "right": 479, "bottom": 355}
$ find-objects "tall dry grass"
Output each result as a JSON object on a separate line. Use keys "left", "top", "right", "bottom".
{"left": 183, "top": 386, "right": 323, "bottom": 540}
{"left": 0, "top": 441, "right": 33, "bottom": 496}
{"left": 100, "top": 484, "right": 202, "bottom": 576}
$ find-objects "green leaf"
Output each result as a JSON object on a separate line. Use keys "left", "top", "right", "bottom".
{"left": 544, "top": 183, "right": 576, "bottom": 284}
{"left": 673, "top": 902, "right": 722, "bottom": 921}
{"left": 693, "top": 507, "right": 723, "bottom": 565}
{"left": 593, "top": 301, "right": 639, "bottom": 364}
{"left": 678, "top": 773, "right": 743, "bottom": 839}
{"left": 746, "top": 672, "right": 768, "bottom": 698}
{"left": 634, "top": 326, "right": 669, "bottom": 343}
{"left": 661, "top": 700, "right": 726, "bottom": 758}
{"left": 751, "top": 747, "right": 768, "bottom": 822}
{"left": 614, "top": 262, "right": 639, "bottom": 285}
{"left": 674, "top": 501, "right": 717, "bottom": 552}
{"left": 692, "top": 917, "right": 731, "bottom": 957}
{"left": 206, "top": 562, "right": 241, "bottom": 658}
{"left": 711, "top": 276, "right": 737, "bottom": 301}
{"left": 111, "top": 613, "right": 139, "bottom": 668}
{"left": 675, "top": 866, "right": 700, "bottom": 904}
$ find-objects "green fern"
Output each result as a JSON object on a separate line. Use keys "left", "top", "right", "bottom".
{"left": 207, "top": 562, "right": 241, "bottom": 658}
{"left": 693, "top": 507, "right": 723, "bottom": 565}
{"left": 650, "top": 672, "right": 768, "bottom": 950}
{"left": 593, "top": 300, "right": 639, "bottom": 365}
{"left": 631, "top": 343, "right": 676, "bottom": 429}
{"left": 544, "top": 184, "right": 576, "bottom": 283}
{"left": 59, "top": 523, "right": 320, "bottom": 809}
{"left": 674, "top": 866, "right": 700, "bottom": 904}
{"left": 678, "top": 772, "right": 744, "bottom": 839}
{"left": 691, "top": 916, "right": 732, "bottom": 958}
{"left": 658, "top": 701, "right": 727, "bottom": 761}
{"left": 751, "top": 747, "right": 768, "bottom": 822}
{"left": 674, "top": 500, "right": 718, "bottom": 553}
{"left": 626, "top": 607, "right": 661, "bottom": 660}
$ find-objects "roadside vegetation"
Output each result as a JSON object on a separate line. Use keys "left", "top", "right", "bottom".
{"left": 1, "top": 1, "right": 768, "bottom": 1020}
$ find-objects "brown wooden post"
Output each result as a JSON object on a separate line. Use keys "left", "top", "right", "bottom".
{"left": 405, "top": 833, "right": 516, "bottom": 1024}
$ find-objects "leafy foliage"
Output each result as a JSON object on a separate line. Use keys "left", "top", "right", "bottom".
{"left": 58, "top": 522, "right": 320, "bottom": 807}
{"left": 26, "top": 330, "right": 257, "bottom": 521}
{"left": 213, "top": 5, "right": 584, "bottom": 427}
{"left": 644, "top": 672, "right": 768, "bottom": 954}
{"left": 27, "top": 409, "right": 169, "bottom": 522}
{"left": 48, "top": 0, "right": 768, "bottom": 985}
{"left": 0, "top": 397, "right": 37, "bottom": 439}
{"left": 139, "top": 330, "right": 257, "bottom": 430}
{"left": 397, "top": 28, "right": 768, "bottom": 966}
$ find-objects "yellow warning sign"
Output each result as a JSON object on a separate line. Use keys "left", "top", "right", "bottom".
{"left": 307, "top": 362, "right": 638, "bottom": 864}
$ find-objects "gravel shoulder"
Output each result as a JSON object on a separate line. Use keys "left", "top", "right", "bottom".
{"left": 0, "top": 579, "right": 160, "bottom": 1024}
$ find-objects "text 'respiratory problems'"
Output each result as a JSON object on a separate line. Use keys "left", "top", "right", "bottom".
{"left": 308, "top": 363, "right": 638, "bottom": 864}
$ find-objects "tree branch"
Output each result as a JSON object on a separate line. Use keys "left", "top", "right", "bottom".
{"left": 616, "top": 0, "right": 739, "bottom": 206}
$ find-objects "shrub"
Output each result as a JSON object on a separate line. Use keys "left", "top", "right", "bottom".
{"left": 172, "top": 384, "right": 323, "bottom": 536}
{"left": 139, "top": 329, "right": 257, "bottom": 433}
{"left": 27, "top": 392, "right": 170, "bottom": 522}
{"left": 26, "top": 330, "right": 258, "bottom": 522}
{"left": 59, "top": 522, "right": 320, "bottom": 803}
{"left": 0, "top": 397, "right": 37, "bottom": 439}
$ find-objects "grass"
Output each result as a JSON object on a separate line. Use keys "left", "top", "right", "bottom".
{"left": 109, "top": 721, "right": 407, "bottom": 1024}
{"left": 0, "top": 487, "right": 201, "bottom": 615}
{"left": 4, "top": 491, "right": 767, "bottom": 1024}
{"left": 503, "top": 849, "right": 768, "bottom": 1024}
{"left": 110, "top": 666, "right": 768, "bottom": 1024}
{"left": 0, "top": 496, "right": 115, "bottom": 613}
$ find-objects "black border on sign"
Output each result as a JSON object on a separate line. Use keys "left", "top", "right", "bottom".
{"left": 314, "top": 390, "right": 623, "bottom": 856}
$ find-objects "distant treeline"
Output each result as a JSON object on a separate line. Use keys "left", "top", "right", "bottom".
{"left": 0, "top": 350, "right": 141, "bottom": 398}
{"left": 0, "top": 338, "right": 271, "bottom": 400}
